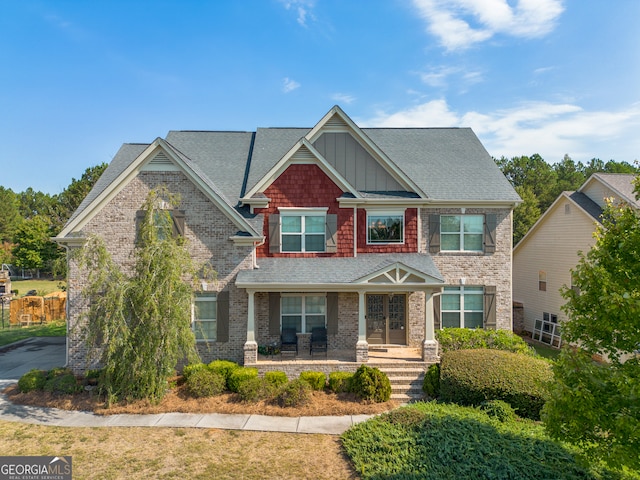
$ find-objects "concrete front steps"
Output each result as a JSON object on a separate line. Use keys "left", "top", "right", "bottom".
{"left": 368, "top": 363, "right": 428, "bottom": 402}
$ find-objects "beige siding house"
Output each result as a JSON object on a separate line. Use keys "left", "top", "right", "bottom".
{"left": 513, "top": 173, "right": 638, "bottom": 345}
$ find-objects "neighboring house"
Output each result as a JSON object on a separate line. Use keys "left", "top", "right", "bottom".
{"left": 55, "top": 106, "right": 520, "bottom": 374}
{"left": 513, "top": 173, "right": 639, "bottom": 346}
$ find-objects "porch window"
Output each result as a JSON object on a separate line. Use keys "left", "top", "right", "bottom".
{"left": 193, "top": 294, "right": 216, "bottom": 341}
{"left": 440, "top": 215, "right": 483, "bottom": 251}
{"left": 280, "top": 209, "right": 327, "bottom": 253}
{"left": 367, "top": 211, "right": 404, "bottom": 244}
{"left": 441, "top": 286, "right": 484, "bottom": 329}
{"left": 281, "top": 294, "right": 326, "bottom": 333}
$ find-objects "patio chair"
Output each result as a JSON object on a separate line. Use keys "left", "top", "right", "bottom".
{"left": 280, "top": 328, "right": 298, "bottom": 356}
{"left": 309, "top": 327, "right": 328, "bottom": 357}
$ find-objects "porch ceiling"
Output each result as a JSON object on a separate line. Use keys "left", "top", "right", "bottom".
{"left": 236, "top": 253, "right": 444, "bottom": 292}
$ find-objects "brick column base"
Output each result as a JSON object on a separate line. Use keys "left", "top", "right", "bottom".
{"left": 244, "top": 341, "right": 258, "bottom": 365}
{"left": 422, "top": 340, "right": 439, "bottom": 362}
{"left": 356, "top": 340, "right": 369, "bottom": 364}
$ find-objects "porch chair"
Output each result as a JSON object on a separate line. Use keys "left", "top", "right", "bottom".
{"left": 280, "top": 328, "right": 298, "bottom": 357}
{"left": 309, "top": 327, "right": 328, "bottom": 357}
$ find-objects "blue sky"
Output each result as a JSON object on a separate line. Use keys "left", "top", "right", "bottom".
{"left": 1, "top": 0, "right": 638, "bottom": 194}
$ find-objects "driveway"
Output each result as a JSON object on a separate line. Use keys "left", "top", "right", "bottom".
{"left": 0, "top": 337, "right": 66, "bottom": 380}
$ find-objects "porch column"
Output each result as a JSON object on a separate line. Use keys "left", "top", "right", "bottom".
{"left": 423, "top": 291, "right": 439, "bottom": 362}
{"left": 356, "top": 290, "right": 369, "bottom": 363}
{"left": 244, "top": 289, "right": 258, "bottom": 364}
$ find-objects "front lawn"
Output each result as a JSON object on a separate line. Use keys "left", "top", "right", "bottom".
{"left": 0, "top": 321, "right": 66, "bottom": 347}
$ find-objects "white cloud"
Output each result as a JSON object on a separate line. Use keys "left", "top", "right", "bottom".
{"left": 411, "top": 0, "right": 564, "bottom": 51}
{"left": 282, "top": 77, "right": 301, "bottom": 93}
{"left": 279, "top": 0, "right": 316, "bottom": 27}
{"left": 363, "top": 99, "right": 640, "bottom": 163}
{"left": 331, "top": 93, "right": 356, "bottom": 105}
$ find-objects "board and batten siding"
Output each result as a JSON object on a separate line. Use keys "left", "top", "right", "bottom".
{"left": 513, "top": 196, "right": 599, "bottom": 334}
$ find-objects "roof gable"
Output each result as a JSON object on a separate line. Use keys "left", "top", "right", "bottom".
{"left": 579, "top": 173, "right": 640, "bottom": 209}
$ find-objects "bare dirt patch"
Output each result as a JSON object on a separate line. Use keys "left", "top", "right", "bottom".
{"left": 4, "top": 380, "right": 398, "bottom": 417}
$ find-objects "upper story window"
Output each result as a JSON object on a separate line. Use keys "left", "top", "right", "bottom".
{"left": 269, "top": 208, "right": 337, "bottom": 254}
{"left": 367, "top": 211, "right": 404, "bottom": 244}
{"left": 538, "top": 271, "right": 547, "bottom": 291}
{"left": 441, "top": 215, "right": 483, "bottom": 251}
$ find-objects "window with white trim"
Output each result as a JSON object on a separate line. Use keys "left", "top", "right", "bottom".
{"left": 539, "top": 271, "right": 547, "bottom": 291}
{"left": 367, "top": 211, "right": 404, "bottom": 244}
{"left": 193, "top": 294, "right": 216, "bottom": 341}
{"left": 440, "top": 215, "right": 483, "bottom": 251}
{"left": 441, "top": 286, "right": 484, "bottom": 329}
{"left": 280, "top": 209, "right": 327, "bottom": 253}
{"left": 281, "top": 294, "right": 326, "bottom": 333}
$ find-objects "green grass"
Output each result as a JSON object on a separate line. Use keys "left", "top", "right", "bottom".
{"left": 0, "top": 321, "right": 66, "bottom": 346}
{"left": 9, "top": 279, "right": 66, "bottom": 297}
{"left": 531, "top": 342, "right": 561, "bottom": 361}
{"left": 341, "top": 402, "right": 639, "bottom": 480}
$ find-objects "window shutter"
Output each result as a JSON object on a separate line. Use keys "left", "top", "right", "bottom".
{"left": 433, "top": 294, "right": 441, "bottom": 331}
{"left": 269, "top": 292, "right": 281, "bottom": 335}
{"left": 172, "top": 210, "right": 186, "bottom": 237}
{"left": 484, "top": 285, "right": 496, "bottom": 329}
{"left": 269, "top": 214, "right": 280, "bottom": 254}
{"left": 325, "top": 214, "right": 338, "bottom": 253}
{"left": 484, "top": 214, "right": 497, "bottom": 254}
{"left": 216, "top": 290, "right": 229, "bottom": 342}
{"left": 429, "top": 214, "right": 440, "bottom": 253}
{"left": 327, "top": 292, "right": 338, "bottom": 335}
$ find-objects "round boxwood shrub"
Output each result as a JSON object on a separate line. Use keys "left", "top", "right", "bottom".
{"left": 350, "top": 365, "right": 391, "bottom": 403}
{"left": 436, "top": 328, "right": 536, "bottom": 356}
{"left": 186, "top": 368, "right": 226, "bottom": 398}
{"left": 182, "top": 363, "right": 208, "bottom": 381}
{"left": 227, "top": 367, "right": 258, "bottom": 393}
{"left": 18, "top": 369, "right": 47, "bottom": 393}
{"left": 237, "top": 377, "right": 276, "bottom": 403}
{"left": 277, "top": 379, "right": 312, "bottom": 407}
{"left": 299, "top": 371, "right": 326, "bottom": 391}
{"left": 439, "top": 349, "right": 552, "bottom": 420}
{"left": 264, "top": 370, "right": 288, "bottom": 388}
{"left": 328, "top": 371, "right": 353, "bottom": 393}
{"left": 422, "top": 363, "right": 440, "bottom": 398}
{"left": 43, "top": 368, "right": 82, "bottom": 394}
{"left": 208, "top": 360, "right": 240, "bottom": 389}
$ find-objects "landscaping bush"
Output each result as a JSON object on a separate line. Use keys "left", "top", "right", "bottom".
{"left": 264, "top": 370, "right": 288, "bottom": 387}
{"left": 437, "top": 328, "right": 535, "bottom": 356}
{"left": 422, "top": 363, "right": 440, "bottom": 398}
{"left": 350, "top": 365, "right": 391, "bottom": 403}
{"left": 439, "top": 349, "right": 552, "bottom": 419}
{"left": 480, "top": 399, "right": 517, "bottom": 423}
{"left": 237, "top": 377, "right": 276, "bottom": 403}
{"left": 17, "top": 369, "right": 47, "bottom": 393}
{"left": 182, "top": 363, "right": 208, "bottom": 381}
{"left": 185, "top": 368, "right": 226, "bottom": 398}
{"left": 328, "top": 371, "right": 353, "bottom": 393}
{"left": 43, "top": 368, "right": 82, "bottom": 394}
{"left": 208, "top": 360, "right": 240, "bottom": 388}
{"left": 227, "top": 367, "right": 258, "bottom": 393}
{"left": 277, "top": 379, "right": 311, "bottom": 407}
{"left": 299, "top": 371, "right": 326, "bottom": 391}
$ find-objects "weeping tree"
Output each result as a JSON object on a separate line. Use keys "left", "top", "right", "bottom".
{"left": 76, "top": 187, "right": 201, "bottom": 405}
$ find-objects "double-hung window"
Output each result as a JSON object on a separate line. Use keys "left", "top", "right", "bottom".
{"left": 367, "top": 210, "right": 404, "bottom": 244}
{"left": 281, "top": 295, "right": 326, "bottom": 333}
{"left": 440, "top": 215, "right": 483, "bottom": 251}
{"left": 280, "top": 209, "right": 327, "bottom": 253}
{"left": 193, "top": 294, "right": 216, "bottom": 341}
{"left": 441, "top": 286, "right": 484, "bottom": 329}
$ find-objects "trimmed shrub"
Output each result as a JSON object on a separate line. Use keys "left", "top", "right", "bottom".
{"left": 439, "top": 349, "right": 552, "bottom": 420}
{"left": 299, "top": 371, "right": 326, "bottom": 391}
{"left": 264, "top": 370, "right": 288, "bottom": 387}
{"left": 237, "top": 377, "right": 276, "bottom": 403}
{"left": 480, "top": 399, "right": 517, "bottom": 423}
{"left": 422, "top": 363, "right": 440, "bottom": 398}
{"left": 182, "top": 363, "right": 208, "bottom": 381}
{"left": 437, "top": 328, "right": 536, "bottom": 356}
{"left": 186, "top": 368, "right": 226, "bottom": 398}
{"left": 350, "top": 365, "right": 391, "bottom": 403}
{"left": 227, "top": 367, "right": 258, "bottom": 393}
{"left": 17, "top": 369, "right": 47, "bottom": 393}
{"left": 208, "top": 360, "right": 240, "bottom": 388}
{"left": 277, "top": 379, "right": 312, "bottom": 407}
{"left": 43, "top": 368, "right": 82, "bottom": 394}
{"left": 328, "top": 371, "right": 353, "bottom": 393}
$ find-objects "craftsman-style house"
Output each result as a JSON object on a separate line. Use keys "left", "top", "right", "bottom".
{"left": 56, "top": 106, "right": 520, "bottom": 373}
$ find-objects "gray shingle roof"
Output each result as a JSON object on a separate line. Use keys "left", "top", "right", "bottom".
{"left": 236, "top": 253, "right": 444, "bottom": 287}
{"left": 590, "top": 173, "right": 640, "bottom": 208}
{"left": 567, "top": 191, "right": 603, "bottom": 221}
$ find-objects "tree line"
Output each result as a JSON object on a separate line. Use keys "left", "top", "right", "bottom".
{"left": 496, "top": 155, "right": 639, "bottom": 244}
{"left": 0, "top": 163, "right": 107, "bottom": 277}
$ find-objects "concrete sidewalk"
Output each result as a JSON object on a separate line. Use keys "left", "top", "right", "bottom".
{"left": 0, "top": 380, "right": 373, "bottom": 435}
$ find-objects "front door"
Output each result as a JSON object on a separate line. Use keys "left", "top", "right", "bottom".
{"left": 366, "top": 294, "right": 406, "bottom": 345}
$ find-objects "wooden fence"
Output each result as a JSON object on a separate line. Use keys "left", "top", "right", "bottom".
{"left": 9, "top": 292, "right": 66, "bottom": 326}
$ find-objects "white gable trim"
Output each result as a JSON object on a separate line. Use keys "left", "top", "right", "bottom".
{"left": 355, "top": 262, "right": 444, "bottom": 286}
{"left": 58, "top": 138, "right": 261, "bottom": 239}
